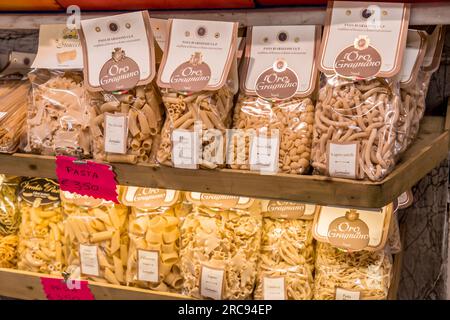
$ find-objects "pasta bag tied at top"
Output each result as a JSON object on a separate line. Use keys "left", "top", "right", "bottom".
{"left": 180, "top": 192, "right": 262, "bottom": 300}
{"left": 0, "top": 175, "right": 21, "bottom": 268}
{"left": 156, "top": 19, "right": 239, "bottom": 169}
{"left": 313, "top": 242, "right": 393, "bottom": 300}
{"left": 62, "top": 190, "right": 129, "bottom": 285}
{"left": 229, "top": 25, "right": 320, "bottom": 175}
{"left": 122, "top": 187, "right": 189, "bottom": 292}
{"left": 26, "top": 24, "right": 90, "bottom": 156}
{"left": 254, "top": 201, "right": 318, "bottom": 300}
{"left": 79, "top": 11, "right": 163, "bottom": 165}
{"left": 311, "top": 1, "right": 410, "bottom": 181}
{"left": 17, "top": 178, "right": 65, "bottom": 275}
{"left": 397, "top": 30, "right": 428, "bottom": 154}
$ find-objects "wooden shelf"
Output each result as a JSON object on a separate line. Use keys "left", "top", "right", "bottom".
{"left": 0, "top": 114, "right": 447, "bottom": 209}
{"left": 0, "top": 3, "right": 449, "bottom": 29}
{"left": 0, "top": 268, "right": 189, "bottom": 300}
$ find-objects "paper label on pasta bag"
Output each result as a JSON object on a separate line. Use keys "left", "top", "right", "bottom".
{"left": 157, "top": 19, "right": 238, "bottom": 92}
{"left": 32, "top": 24, "right": 82, "bottom": 69}
{"left": 79, "top": 244, "right": 100, "bottom": 277}
{"left": 121, "top": 187, "right": 179, "bottom": 208}
{"left": 327, "top": 142, "right": 358, "bottom": 179}
{"left": 400, "top": 30, "right": 427, "bottom": 87}
{"left": 104, "top": 113, "right": 128, "bottom": 154}
{"left": 263, "top": 276, "right": 286, "bottom": 300}
{"left": 319, "top": 1, "right": 410, "bottom": 78}
{"left": 335, "top": 287, "right": 360, "bottom": 300}
{"left": 186, "top": 192, "right": 254, "bottom": 209}
{"left": 200, "top": 265, "right": 225, "bottom": 300}
{"left": 243, "top": 25, "right": 319, "bottom": 99}
{"left": 137, "top": 250, "right": 159, "bottom": 283}
{"left": 172, "top": 129, "right": 200, "bottom": 169}
{"left": 79, "top": 11, "right": 155, "bottom": 92}
{"left": 249, "top": 131, "right": 280, "bottom": 174}
{"left": 423, "top": 26, "right": 444, "bottom": 72}
{"left": 18, "top": 178, "right": 60, "bottom": 205}
{"left": 313, "top": 205, "right": 393, "bottom": 251}
{"left": 262, "top": 201, "right": 317, "bottom": 220}
{"left": 150, "top": 18, "right": 168, "bottom": 52}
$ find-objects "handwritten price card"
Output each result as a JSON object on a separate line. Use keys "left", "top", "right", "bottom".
{"left": 41, "top": 277, "right": 94, "bottom": 300}
{"left": 55, "top": 155, "right": 118, "bottom": 203}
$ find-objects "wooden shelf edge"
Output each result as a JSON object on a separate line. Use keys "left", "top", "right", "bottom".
{"left": 0, "top": 116, "right": 446, "bottom": 209}
{"left": 0, "top": 268, "right": 190, "bottom": 300}
{"left": 0, "top": 3, "right": 448, "bottom": 29}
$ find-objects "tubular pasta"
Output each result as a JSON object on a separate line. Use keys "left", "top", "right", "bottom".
{"left": 62, "top": 191, "right": 129, "bottom": 285}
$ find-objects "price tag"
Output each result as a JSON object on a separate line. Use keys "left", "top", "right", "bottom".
{"left": 172, "top": 129, "right": 199, "bottom": 169}
{"left": 41, "top": 277, "right": 94, "bottom": 300}
{"left": 56, "top": 155, "right": 118, "bottom": 203}
{"left": 249, "top": 131, "right": 279, "bottom": 174}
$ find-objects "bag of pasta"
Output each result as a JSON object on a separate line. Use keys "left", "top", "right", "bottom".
{"left": 122, "top": 187, "right": 189, "bottom": 292}
{"left": 406, "top": 26, "right": 445, "bottom": 145}
{"left": 156, "top": 19, "right": 239, "bottom": 169}
{"left": 254, "top": 201, "right": 318, "bottom": 300}
{"left": 62, "top": 190, "right": 129, "bottom": 285}
{"left": 0, "top": 81, "right": 29, "bottom": 153}
{"left": 228, "top": 25, "right": 320, "bottom": 174}
{"left": 181, "top": 192, "right": 261, "bottom": 299}
{"left": 0, "top": 175, "right": 21, "bottom": 268}
{"left": 17, "top": 178, "right": 65, "bottom": 275}
{"left": 79, "top": 11, "right": 164, "bottom": 164}
{"left": 397, "top": 30, "right": 428, "bottom": 153}
{"left": 311, "top": 1, "right": 410, "bottom": 181}
{"left": 312, "top": 204, "right": 394, "bottom": 299}
{"left": 26, "top": 24, "right": 90, "bottom": 156}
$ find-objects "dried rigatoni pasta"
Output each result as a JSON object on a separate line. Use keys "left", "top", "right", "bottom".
{"left": 62, "top": 191, "right": 129, "bottom": 285}
{"left": 123, "top": 187, "right": 189, "bottom": 292}
{"left": 181, "top": 193, "right": 261, "bottom": 299}
{"left": 17, "top": 178, "right": 65, "bottom": 275}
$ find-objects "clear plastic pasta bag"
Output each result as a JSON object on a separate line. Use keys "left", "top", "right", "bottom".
{"left": 312, "top": 1, "right": 410, "bottom": 181}
{"left": 228, "top": 25, "right": 320, "bottom": 174}
{"left": 17, "top": 178, "right": 65, "bottom": 275}
{"left": 62, "top": 190, "right": 129, "bottom": 285}
{"left": 311, "top": 77, "right": 400, "bottom": 181}
{"left": 180, "top": 193, "right": 261, "bottom": 299}
{"left": 122, "top": 187, "right": 189, "bottom": 292}
{"left": 313, "top": 242, "right": 392, "bottom": 300}
{"left": 254, "top": 202, "right": 317, "bottom": 300}
{"left": 156, "top": 19, "right": 239, "bottom": 169}
{"left": 0, "top": 81, "right": 29, "bottom": 153}
{"left": 0, "top": 175, "right": 21, "bottom": 268}
{"left": 26, "top": 69, "right": 90, "bottom": 156}
{"left": 88, "top": 83, "right": 164, "bottom": 164}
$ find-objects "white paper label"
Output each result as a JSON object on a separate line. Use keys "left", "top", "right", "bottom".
{"left": 150, "top": 18, "right": 168, "bottom": 52}
{"left": 172, "top": 129, "right": 199, "bottom": 169}
{"left": 104, "top": 113, "right": 127, "bottom": 154}
{"left": 32, "top": 24, "right": 83, "bottom": 69}
{"left": 263, "top": 277, "right": 286, "bottom": 300}
{"left": 200, "top": 265, "right": 224, "bottom": 300}
{"left": 328, "top": 142, "right": 357, "bottom": 179}
{"left": 79, "top": 244, "right": 99, "bottom": 276}
{"left": 400, "top": 30, "right": 422, "bottom": 84}
{"left": 249, "top": 131, "right": 280, "bottom": 174}
{"left": 335, "top": 287, "right": 361, "bottom": 300}
{"left": 137, "top": 250, "right": 159, "bottom": 282}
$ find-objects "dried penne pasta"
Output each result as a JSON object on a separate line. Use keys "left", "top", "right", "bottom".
{"left": 17, "top": 178, "right": 65, "bottom": 275}
{"left": 122, "top": 187, "right": 190, "bottom": 292}
{"left": 62, "top": 191, "right": 129, "bottom": 285}
{"left": 180, "top": 193, "right": 261, "bottom": 300}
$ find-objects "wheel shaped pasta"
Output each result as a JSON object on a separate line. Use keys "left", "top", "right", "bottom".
{"left": 17, "top": 178, "right": 65, "bottom": 275}
{"left": 62, "top": 191, "right": 129, "bottom": 285}
{"left": 123, "top": 187, "right": 189, "bottom": 292}
{"left": 181, "top": 193, "right": 261, "bottom": 300}
{"left": 313, "top": 242, "right": 392, "bottom": 300}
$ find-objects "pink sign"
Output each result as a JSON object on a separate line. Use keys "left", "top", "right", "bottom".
{"left": 56, "top": 155, "right": 119, "bottom": 203}
{"left": 41, "top": 277, "right": 95, "bottom": 300}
